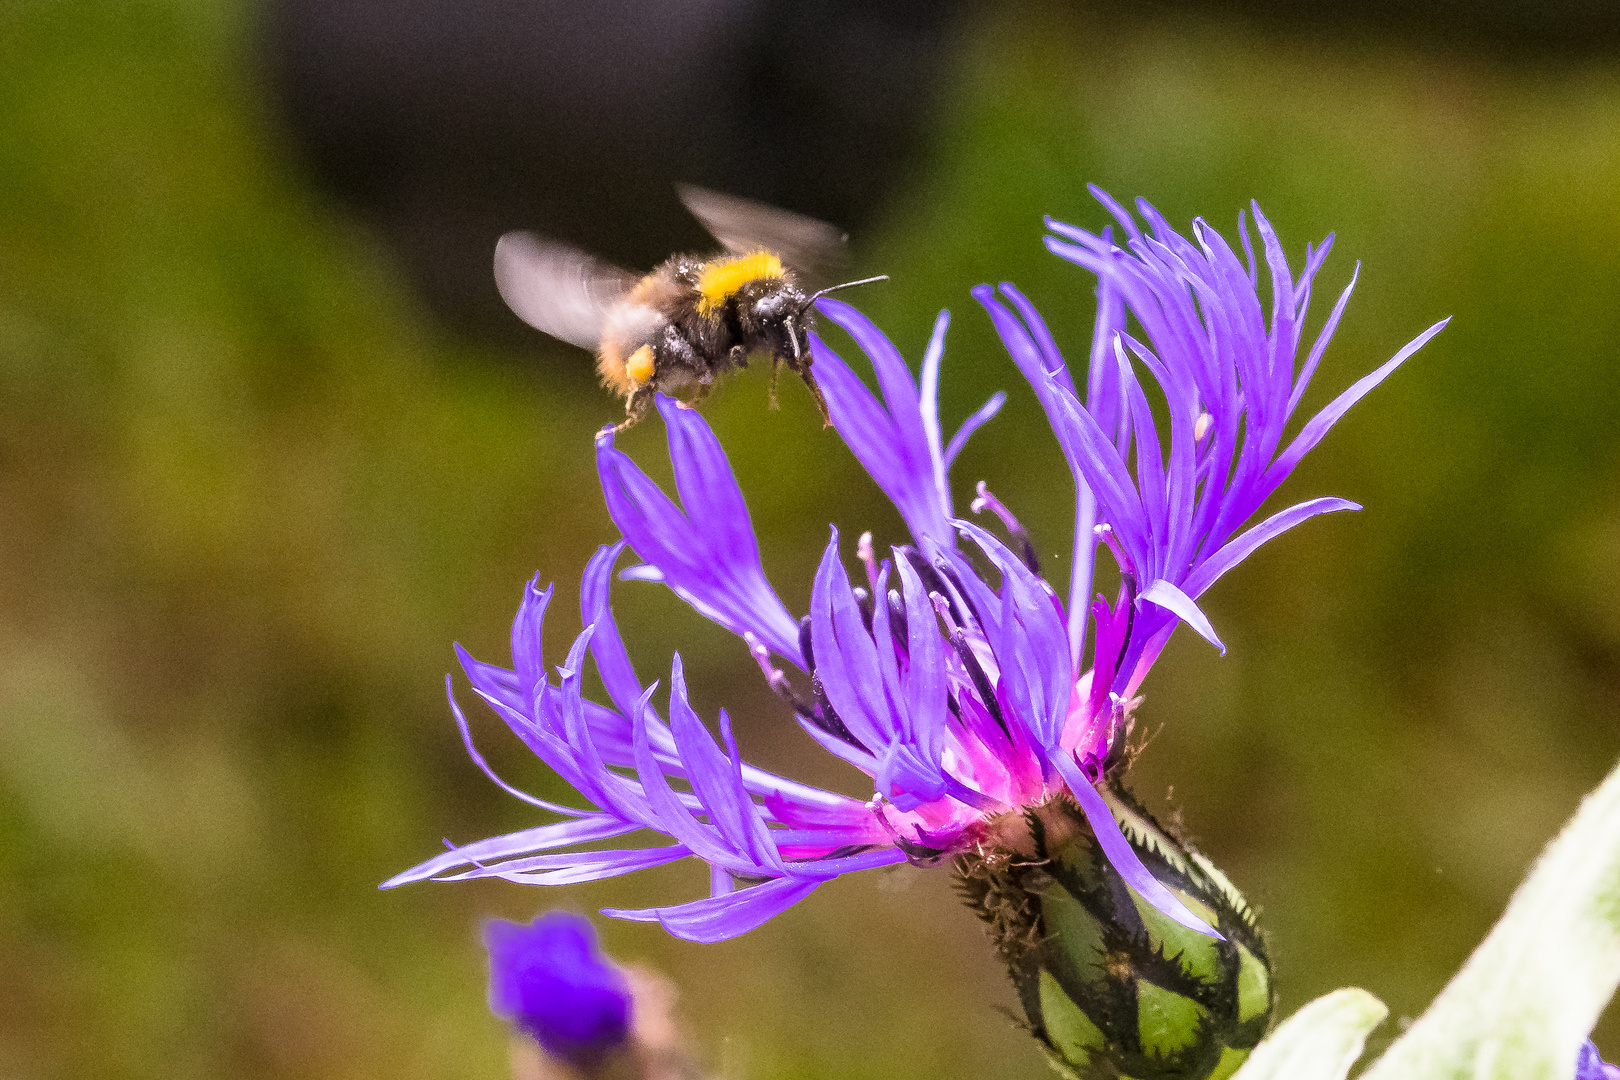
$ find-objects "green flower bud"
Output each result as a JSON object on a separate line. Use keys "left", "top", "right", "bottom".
{"left": 956, "top": 781, "right": 1274, "bottom": 1080}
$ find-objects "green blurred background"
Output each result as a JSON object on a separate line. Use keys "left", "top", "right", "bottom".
{"left": 5, "top": 0, "right": 1620, "bottom": 1076}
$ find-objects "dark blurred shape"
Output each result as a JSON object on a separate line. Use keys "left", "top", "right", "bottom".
{"left": 1106, "top": 0, "right": 1620, "bottom": 54}
{"left": 262, "top": 0, "right": 965, "bottom": 334}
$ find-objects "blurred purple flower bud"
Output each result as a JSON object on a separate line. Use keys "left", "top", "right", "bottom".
{"left": 485, "top": 912, "right": 632, "bottom": 1067}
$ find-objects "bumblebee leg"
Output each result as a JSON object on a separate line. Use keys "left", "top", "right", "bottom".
{"left": 612, "top": 388, "right": 655, "bottom": 433}
{"left": 783, "top": 316, "right": 830, "bottom": 427}
{"left": 676, "top": 380, "right": 713, "bottom": 412}
{"left": 799, "top": 366, "right": 832, "bottom": 428}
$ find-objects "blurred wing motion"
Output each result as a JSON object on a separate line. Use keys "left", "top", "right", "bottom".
{"left": 494, "top": 232, "right": 637, "bottom": 350}
{"left": 677, "top": 184, "right": 848, "bottom": 284}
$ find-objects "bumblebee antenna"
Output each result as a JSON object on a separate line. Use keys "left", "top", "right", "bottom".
{"left": 797, "top": 275, "right": 890, "bottom": 315}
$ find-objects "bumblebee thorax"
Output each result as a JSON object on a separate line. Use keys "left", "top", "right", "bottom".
{"left": 695, "top": 251, "right": 786, "bottom": 316}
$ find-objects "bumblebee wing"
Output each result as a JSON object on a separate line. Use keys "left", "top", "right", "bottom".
{"left": 493, "top": 232, "right": 636, "bottom": 350}
{"left": 676, "top": 184, "right": 848, "bottom": 283}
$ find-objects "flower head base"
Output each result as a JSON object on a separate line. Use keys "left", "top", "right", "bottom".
{"left": 386, "top": 191, "right": 1447, "bottom": 946}
{"left": 485, "top": 912, "right": 633, "bottom": 1068}
{"left": 959, "top": 784, "right": 1273, "bottom": 1080}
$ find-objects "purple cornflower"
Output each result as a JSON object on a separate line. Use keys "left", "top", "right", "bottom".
{"left": 485, "top": 912, "right": 633, "bottom": 1066}
{"left": 385, "top": 190, "right": 1447, "bottom": 942}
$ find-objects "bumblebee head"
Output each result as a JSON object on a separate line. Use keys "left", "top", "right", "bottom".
{"left": 742, "top": 283, "right": 813, "bottom": 365}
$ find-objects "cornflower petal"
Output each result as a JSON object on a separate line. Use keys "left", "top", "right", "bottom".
{"left": 1262, "top": 316, "right": 1451, "bottom": 494}
{"left": 580, "top": 541, "right": 645, "bottom": 715}
{"left": 811, "top": 297, "right": 956, "bottom": 551}
{"left": 632, "top": 679, "right": 749, "bottom": 871}
{"left": 1033, "top": 191, "right": 1446, "bottom": 680}
{"left": 596, "top": 409, "right": 802, "bottom": 665}
{"left": 603, "top": 877, "right": 823, "bottom": 943}
{"left": 1138, "top": 578, "right": 1227, "bottom": 656}
{"left": 1042, "top": 374, "right": 1152, "bottom": 560}
{"left": 894, "top": 553, "right": 948, "bottom": 756}
{"left": 1183, "top": 496, "right": 1360, "bottom": 599}
{"left": 954, "top": 519, "right": 1072, "bottom": 748}
{"left": 448, "top": 845, "right": 691, "bottom": 885}
{"left": 557, "top": 630, "right": 658, "bottom": 828}
{"left": 917, "top": 310, "right": 954, "bottom": 515}
{"left": 809, "top": 529, "right": 898, "bottom": 752}
{"left": 382, "top": 815, "right": 641, "bottom": 888}
{"left": 943, "top": 391, "right": 1006, "bottom": 469}
{"left": 446, "top": 676, "right": 589, "bottom": 816}
{"left": 667, "top": 659, "right": 762, "bottom": 863}
{"left": 1289, "top": 263, "right": 1359, "bottom": 418}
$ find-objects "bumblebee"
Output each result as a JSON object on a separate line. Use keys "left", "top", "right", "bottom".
{"left": 493, "top": 185, "right": 885, "bottom": 432}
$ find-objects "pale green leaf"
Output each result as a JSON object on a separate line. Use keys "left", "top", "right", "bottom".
{"left": 1230, "top": 988, "right": 1387, "bottom": 1080}
{"left": 1359, "top": 759, "right": 1620, "bottom": 1080}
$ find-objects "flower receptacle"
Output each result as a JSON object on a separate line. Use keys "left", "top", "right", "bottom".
{"left": 956, "top": 785, "right": 1274, "bottom": 1080}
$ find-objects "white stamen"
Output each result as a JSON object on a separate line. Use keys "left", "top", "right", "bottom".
{"left": 856, "top": 531, "right": 879, "bottom": 589}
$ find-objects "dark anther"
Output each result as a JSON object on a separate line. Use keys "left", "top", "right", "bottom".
{"left": 797, "top": 613, "right": 869, "bottom": 752}
{"left": 808, "top": 674, "right": 868, "bottom": 752}
{"left": 933, "top": 559, "right": 988, "bottom": 632}
{"left": 1013, "top": 534, "right": 1041, "bottom": 576}
{"left": 1101, "top": 724, "right": 1131, "bottom": 776}
{"left": 1114, "top": 572, "right": 1138, "bottom": 680}
{"left": 894, "top": 834, "right": 950, "bottom": 863}
{"left": 799, "top": 844, "right": 881, "bottom": 863}
{"left": 885, "top": 589, "right": 909, "bottom": 651}
{"left": 767, "top": 671, "right": 822, "bottom": 723}
{"left": 898, "top": 546, "right": 964, "bottom": 626}
{"left": 972, "top": 482, "right": 1043, "bottom": 576}
{"left": 852, "top": 586, "right": 876, "bottom": 635}
{"left": 942, "top": 625, "right": 1011, "bottom": 743}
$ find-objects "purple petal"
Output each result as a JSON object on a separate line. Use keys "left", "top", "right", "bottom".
{"left": 816, "top": 298, "right": 932, "bottom": 468}
{"left": 510, "top": 577, "right": 553, "bottom": 690}
{"left": 954, "top": 520, "right": 1072, "bottom": 745}
{"left": 1288, "top": 263, "right": 1359, "bottom": 419}
{"left": 597, "top": 422, "right": 803, "bottom": 665}
{"left": 808, "top": 529, "right": 895, "bottom": 751}
{"left": 602, "top": 877, "right": 822, "bottom": 943}
{"left": 447, "top": 676, "right": 588, "bottom": 817}
{"left": 451, "top": 844, "right": 691, "bottom": 885}
{"left": 1138, "top": 578, "right": 1226, "bottom": 656}
{"left": 631, "top": 680, "right": 750, "bottom": 871}
{"left": 810, "top": 325, "right": 954, "bottom": 552}
{"left": 917, "top": 309, "right": 954, "bottom": 514}
{"left": 788, "top": 846, "right": 908, "bottom": 877}
{"left": 943, "top": 392, "right": 1006, "bottom": 469}
{"left": 382, "top": 814, "right": 641, "bottom": 888}
{"left": 1183, "top": 497, "right": 1360, "bottom": 599}
{"left": 580, "top": 542, "right": 646, "bottom": 716}
{"left": 1265, "top": 317, "right": 1450, "bottom": 490}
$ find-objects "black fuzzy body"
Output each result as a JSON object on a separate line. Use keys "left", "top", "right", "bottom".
{"left": 616, "top": 254, "right": 823, "bottom": 428}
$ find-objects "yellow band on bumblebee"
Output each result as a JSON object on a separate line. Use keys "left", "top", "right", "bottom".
{"left": 696, "top": 252, "right": 785, "bottom": 315}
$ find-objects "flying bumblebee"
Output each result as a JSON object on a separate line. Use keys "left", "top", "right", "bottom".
{"left": 493, "top": 185, "right": 886, "bottom": 432}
